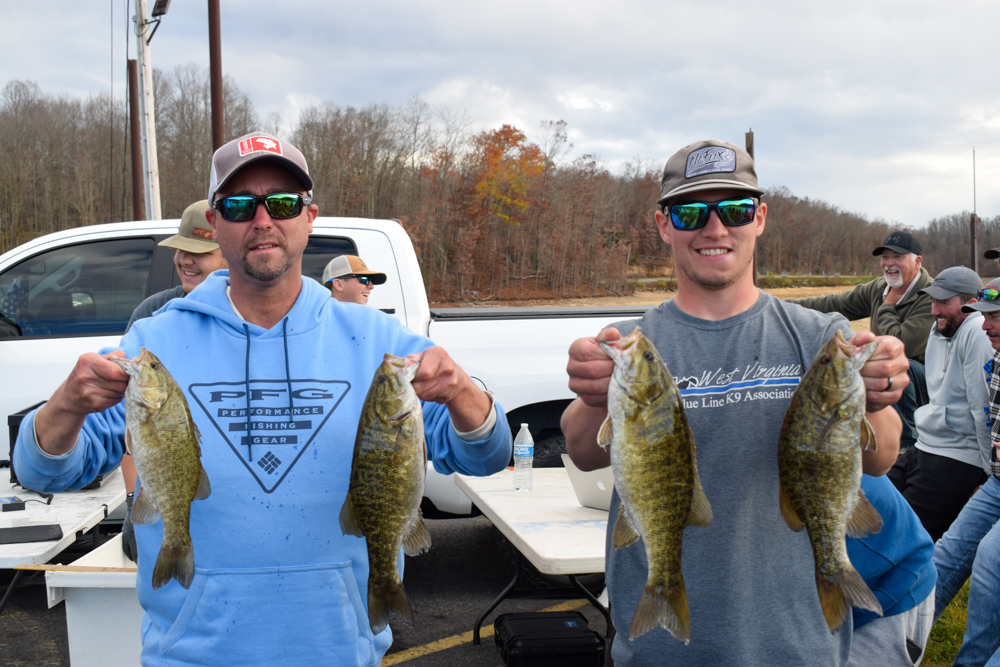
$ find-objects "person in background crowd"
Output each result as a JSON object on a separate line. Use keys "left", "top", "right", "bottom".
{"left": 931, "top": 277, "right": 1000, "bottom": 667}
{"left": 846, "top": 474, "right": 936, "bottom": 667}
{"left": 561, "top": 138, "right": 907, "bottom": 666}
{"left": 788, "top": 231, "right": 934, "bottom": 449}
{"left": 121, "top": 199, "right": 229, "bottom": 561}
{"left": 126, "top": 200, "right": 228, "bottom": 330}
{"left": 322, "top": 254, "right": 386, "bottom": 305}
{"left": 888, "top": 267, "right": 992, "bottom": 541}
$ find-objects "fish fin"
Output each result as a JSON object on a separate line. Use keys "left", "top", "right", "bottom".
{"left": 687, "top": 479, "right": 713, "bottom": 527}
{"left": 402, "top": 511, "right": 432, "bottom": 556}
{"left": 152, "top": 540, "right": 194, "bottom": 590}
{"left": 859, "top": 418, "right": 878, "bottom": 452}
{"left": 338, "top": 493, "right": 363, "bottom": 537}
{"left": 369, "top": 582, "right": 414, "bottom": 634}
{"left": 778, "top": 483, "right": 805, "bottom": 532}
{"left": 611, "top": 505, "right": 641, "bottom": 549}
{"left": 130, "top": 487, "right": 159, "bottom": 525}
{"left": 124, "top": 427, "right": 133, "bottom": 455}
{"left": 193, "top": 465, "right": 211, "bottom": 501}
{"left": 846, "top": 488, "right": 883, "bottom": 538}
{"left": 817, "top": 567, "right": 883, "bottom": 633}
{"left": 629, "top": 583, "right": 690, "bottom": 644}
{"left": 597, "top": 417, "right": 612, "bottom": 451}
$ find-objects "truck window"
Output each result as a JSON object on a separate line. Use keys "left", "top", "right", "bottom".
{"left": 0, "top": 238, "right": 155, "bottom": 337}
{"left": 303, "top": 236, "right": 357, "bottom": 285}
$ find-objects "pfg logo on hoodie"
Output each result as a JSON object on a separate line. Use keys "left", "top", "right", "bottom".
{"left": 189, "top": 380, "right": 349, "bottom": 492}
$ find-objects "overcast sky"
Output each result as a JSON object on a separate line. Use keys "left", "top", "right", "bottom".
{"left": 3, "top": 1, "right": 998, "bottom": 228}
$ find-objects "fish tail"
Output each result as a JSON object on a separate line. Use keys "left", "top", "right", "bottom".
{"left": 152, "top": 541, "right": 194, "bottom": 590}
{"left": 368, "top": 582, "right": 414, "bottom": 634}
{"left": 817, "top": 567, "right": 883, "bottom": 633}
{"left": 629, "top": 582, "right": 690, "bottom": 644}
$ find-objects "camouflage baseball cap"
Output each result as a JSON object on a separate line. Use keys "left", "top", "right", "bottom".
{"left": 158, "top": 200, "right": 217, "bottom": 254}
{"left": 208, "top": 131, "right": 313, "bottom": 201}
{"left": 657, "top": 139, "right": 764, "bottom": 207}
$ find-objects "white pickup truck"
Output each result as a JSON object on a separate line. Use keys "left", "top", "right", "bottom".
{"left": 0, "top": 217, "right": 646, "bottom": 515}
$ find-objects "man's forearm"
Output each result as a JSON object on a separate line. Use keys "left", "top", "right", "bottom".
{"left": 861, "top": 407, "right": 902, "bottom": 475}
{"left": 562, "top": 398, "right": 611, "bottom": 471}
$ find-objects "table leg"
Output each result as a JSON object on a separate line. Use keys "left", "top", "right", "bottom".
{"left": 472, "top": 555, "right": 522, "bottom": 645}
{"left": 568, "top": 574, "right": 612, "bottom": 639}
{"left": 0, "top": 569, "right": 24, "bottom": 617}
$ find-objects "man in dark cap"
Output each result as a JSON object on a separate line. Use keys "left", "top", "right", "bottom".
{"left": 789, "top": 230, "right": 934, "bottom": 449}
{"left": 887, "top": 266, "right": 993, "bottom": 541}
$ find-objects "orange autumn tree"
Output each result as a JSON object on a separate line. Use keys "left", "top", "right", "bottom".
{"left": 455, "top": 124, "right": 546, "bottom": 297}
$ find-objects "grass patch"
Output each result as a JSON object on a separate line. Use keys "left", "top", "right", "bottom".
{"left": 922, "top": 579, "right": 969, "bottom": 666}
{"left": 754, "top": 274, "right": 879, "bottom": 289}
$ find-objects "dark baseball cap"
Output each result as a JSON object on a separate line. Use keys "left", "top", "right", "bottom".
{"left": 962, "top": 277, "right": 1000, "bottom": 313}
{"left": 657, "top": 139, "right": 764, "bottom": 207}
{"left": 985, "top": 247, "right": 1000, "bottom": 260}
{"left": 208, "top": 131, "right": 313, "bottom": 201}
{"left": 920, "top": 266, "right": 983, "bottom": 301}
{"left": 873, "top": 231, "right": 922, "bottom": 256}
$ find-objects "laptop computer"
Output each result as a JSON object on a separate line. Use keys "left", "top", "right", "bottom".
{"left": 561, "top": 454, "right": 614, "bottom": 511}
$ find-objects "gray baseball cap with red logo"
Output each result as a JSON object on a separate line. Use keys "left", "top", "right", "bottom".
{"left": 208, "top": 132, "right": 313, "bottom": 201}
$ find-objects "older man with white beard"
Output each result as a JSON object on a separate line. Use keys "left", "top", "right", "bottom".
{"left": 789, "top": 231, "right": 934, "bottom": 449}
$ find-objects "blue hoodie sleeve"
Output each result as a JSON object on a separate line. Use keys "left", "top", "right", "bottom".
{"left": 13, "top": 402, "right": 127, "bottom": 493}
{"left": 384, "top": 313, "right": 513, "bottom": 476}
{"left": 423, "top": 400, "right": 513, "bottom": 476}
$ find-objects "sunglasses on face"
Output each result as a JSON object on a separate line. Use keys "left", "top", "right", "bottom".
{"left": 212, "top": 193, "right": 312, "bottom": 222}
{"left": 342, "top": 275, "right": 372, "bottom": 286}
{"left": 666, "top": 198, "right": 757, "bottom": 231}
{"left": 979, "top": 287, "right": 1000, "bottom": 301}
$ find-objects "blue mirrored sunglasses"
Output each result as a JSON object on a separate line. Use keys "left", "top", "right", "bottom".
{"left": 213, "top": 193, "right": 311, "bottom": 222}
{"left": 667, "top": 198, "right": 757, "bottom": 231}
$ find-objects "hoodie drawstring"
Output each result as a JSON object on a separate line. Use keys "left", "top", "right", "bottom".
{"left": 242, "top": 319, "right": 294, "bottom": 464}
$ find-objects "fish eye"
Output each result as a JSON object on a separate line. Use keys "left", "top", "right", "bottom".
{"left": 643, "top": 352, "right": 654, "bottom": 361}
{"left": 150, "top": 362, "right": 159, "bottom": 370}
{"left": 377, "top": 375, "right": 386, "bottom": 384}
{"left": 819, "top": 355, "right": 831, "bottom": 365}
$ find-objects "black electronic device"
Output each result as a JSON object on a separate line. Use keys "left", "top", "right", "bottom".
{"left": 494, "top": 611, "right": 605, "bottom": 667}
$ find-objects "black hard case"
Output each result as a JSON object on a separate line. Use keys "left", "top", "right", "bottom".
{"left": 493, "top": 611, "right": 605, "bottom": 667}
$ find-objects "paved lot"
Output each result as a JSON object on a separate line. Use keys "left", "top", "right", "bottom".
{"left": 1, "top": 516, "right": 611, "bottom": 666}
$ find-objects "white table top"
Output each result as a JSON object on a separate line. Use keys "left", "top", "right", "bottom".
{"left": 0, "top": 468, "right": 126, "bottom": 568}
{"left": 455, "top": 468, "right": 608, "bottom": 576}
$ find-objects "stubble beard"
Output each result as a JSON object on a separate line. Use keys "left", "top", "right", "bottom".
{"left": 685, "top": 251, "right": 754, "bottom": 290}
{"left": 241, "top": 238, "right": 292, "bottom": 282}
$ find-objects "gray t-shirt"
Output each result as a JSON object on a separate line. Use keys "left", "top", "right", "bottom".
{"left": 126, "top": 285, "right": 185, "bottom": 332}
{"left": 607, "top": 292, "right": 853, "bottom": 666}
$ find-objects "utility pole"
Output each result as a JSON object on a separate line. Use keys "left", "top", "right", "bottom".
{"left": 746, "top": 129, "right": 757, "bottom": 286}
{"left": 972, "top": 147, "right": 978, "bottom": 273}
{"left": 133, "top": 0, "right": 162, "bottom": 220}
{"left": 127, "top": 60, "right": 145, "bottom": 221}
{"left": 208, "top": 0, "right": 224, "bottom": 150}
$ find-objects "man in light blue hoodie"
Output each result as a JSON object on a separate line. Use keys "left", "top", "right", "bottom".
{"left": 888, "top": 266, "right": 993, "bottom": 541}
{"left": 13, "top": 131, "right": 513, "bottom": 666}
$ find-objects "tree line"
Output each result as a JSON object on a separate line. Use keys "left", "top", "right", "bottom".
{"left": 1, "top": 67, "right": 997, "bottom": 304}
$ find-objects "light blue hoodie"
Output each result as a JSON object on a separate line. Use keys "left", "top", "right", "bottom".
{"left": 15, "top": 271, "right": 512, "bottom": 666}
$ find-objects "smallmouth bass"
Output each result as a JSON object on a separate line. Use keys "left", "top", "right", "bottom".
{"left": 599, "top": 327, "right": 712, "bottom": 643}
{"left": 777, "top": 330, "right": 883, "bottom": 633}
{"left": 340, "top": 353, "right": 431, "bottom": 634}
{"left": 114, "top": 348, "right": 211, "bottom": 590}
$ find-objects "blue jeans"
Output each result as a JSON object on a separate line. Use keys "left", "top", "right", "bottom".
{"left": 933, "top": 476, "right": 1000, "bottom": 666}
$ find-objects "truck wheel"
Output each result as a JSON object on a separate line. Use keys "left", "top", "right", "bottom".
{"left": 532, "top": 431, "right": 566, "bottom": 468}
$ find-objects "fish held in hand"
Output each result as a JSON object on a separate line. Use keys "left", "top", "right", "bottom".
{"left": 340, "top": 353, "right": 431, "bottom": 635}
{"left": 113, "top": 348, "right": 211, "bottom": 590}
{"left": 777, "top": 329, "right": 883, "bottom": 633}
{"left": 598, "top": 327, "right": 712, "bottom": 644}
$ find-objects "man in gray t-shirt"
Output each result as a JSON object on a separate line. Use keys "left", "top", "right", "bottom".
{"left": 562, "top": 139, "right": 910, "bottom": 666}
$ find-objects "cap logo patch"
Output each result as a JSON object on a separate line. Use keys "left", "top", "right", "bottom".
{"left": 886, "top": 234, "right": 902, "bottom": 245}
{"left": 239, "top": 136, "right": 283, "bottom": 157}
{"left": 685, "top": 146, "right": 737, "bottom": 178}
{"left": 192, "top": 227, "right": 214, "bottom": 240}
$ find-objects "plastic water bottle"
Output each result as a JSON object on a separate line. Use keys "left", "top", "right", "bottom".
{"left": 513, "top": 423, "right": 533, "bottom": 492}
